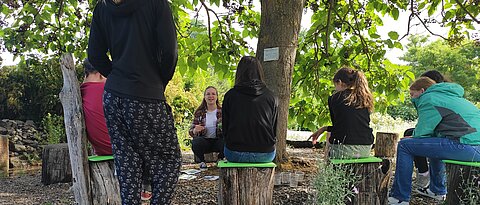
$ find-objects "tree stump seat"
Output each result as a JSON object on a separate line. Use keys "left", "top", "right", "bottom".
{"left": 443, "top": 159, "right": 480, "bottom": 205}
{"left": 329, "top": 156, "right": 391, "bottom": 205}
{"left": 217, "top": 160, "right": 276, "bottom": 205}
{"left": 194, "top": 152, "right": 219, "bottom": 163}
{"left": 88, "top": 155, "right": 121, "bottom": 205}
{"left": 0, "top": 135, "right": 8, "bottom": 177}
{"left": 41, "top": 143, "right": 72, "bottom": 185}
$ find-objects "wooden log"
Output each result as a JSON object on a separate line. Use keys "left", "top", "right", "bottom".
{"left": 41, "top": 143, "right": 72, "bottom": 185}
{"left": 0, "top": 135, "right": 8, "bottom": 177}
{"left": 59, "top": 53, "right": 92, "bottom": 204}
{"left": 337, "top": 161, "right": 391, "bottom": 205}
{"left": 374, "top": 132, "right": 399, "bottom": 158}
{"left": 194, "top": 152, "right": 218, "bottom": 163}
{"left": 218, "top": 167, "right": 275, "bottom": 205}
{"left": 89, "top": 160, "right": 121, "bottom": 205}
{"left": 445, "top": 163, "right": 480, "bottom": 205}
{"left": 329, "top": 157, "right": 392, "bottom": 205}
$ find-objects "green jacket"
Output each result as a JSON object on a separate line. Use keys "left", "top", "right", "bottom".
{"left": 412, "top": 83, "right": 480, "bottom": 145}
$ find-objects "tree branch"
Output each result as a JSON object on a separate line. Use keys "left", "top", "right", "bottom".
{"left": 399, "top": 0, "right": 415, "bottom": 41}
{"left": 454, "top": 0, "right": 480, "bottom": 24}
{"left": 414, "top": 13, "right": 448, "bottom": 40}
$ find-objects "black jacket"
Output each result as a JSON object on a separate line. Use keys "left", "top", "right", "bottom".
{"left": 222, "top": 81, "right": 278, "bottom": 153}
{"left": 87, "top": 0, "right": 177, "bottom": 100}
{"left": 327, "top": 90, "right": 374, "bottom": 145}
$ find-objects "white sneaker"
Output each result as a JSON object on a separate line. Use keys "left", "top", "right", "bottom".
{"left": 199, "top": 162, "right": 207, "bottom": 171}
{"left": 415, "top": 171, "right": 430, "bottom": 188}
{"left": 388, "top": 196, "right": 409, "bottom": 205}
{"left": 414, "top": 187, "right": 446, "bottom": 201}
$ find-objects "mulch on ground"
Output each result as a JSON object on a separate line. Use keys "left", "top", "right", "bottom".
{"left": 0, "top": 147, "right": 441, "bottom": 205}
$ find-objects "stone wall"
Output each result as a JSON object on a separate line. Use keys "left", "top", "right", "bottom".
{"left": 0, "top": 119, "right": 47, "bottom": 169}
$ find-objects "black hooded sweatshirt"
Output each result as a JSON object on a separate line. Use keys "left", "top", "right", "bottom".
{"left": 222, "top": 81, "right": 279, "bottom": 153}
{"left": 87, "top": 0, "right": 177, "bottom": 101}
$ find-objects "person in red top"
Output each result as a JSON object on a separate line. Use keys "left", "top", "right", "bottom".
{"left": 81, "top": 59, "right": 152, "bottom": 201}
{"left": 81, "top": 58, "right": 112, "bottom": 156}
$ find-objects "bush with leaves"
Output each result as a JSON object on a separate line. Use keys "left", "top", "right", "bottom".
{"left": 41, "top": 113, "right": 66, "bottom": 144}
{"left": 314, "top": 161, "right": 360, "bottom": 205}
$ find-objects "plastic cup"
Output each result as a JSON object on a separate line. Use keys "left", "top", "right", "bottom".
{"left": 274, "top": 172, "right": 282, "bottom": 186}
{"left": 289, "top": 173, "right": 298, "bottom": 187}
{"left": 282, "top": 172, "right": 291, "bottom": 184}
{"left": 295, "top": 171, "right": 305, "bottom": 183}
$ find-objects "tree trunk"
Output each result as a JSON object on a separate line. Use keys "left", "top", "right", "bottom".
{"left": 0, "top": 135, "right": 8, "bottom": 177}
{"left": 445, "top": 163, "right": 480, "bottom": 205}
{"left": 218, "top": 167, "right": 275, "bottom": 205}
{"left": 256, "top": 0, "right": 304, "bottom": 163}
{"left": 337, "top": 162, "right": 390, "bottom": 205}
{"left": 90, "top": 160, "right": 121, "bottom": 205}
{"left": 374, "top": 132, "right": 399, "bottom": 158}
{"left": 41, "top": 143, "right": 72, "bottom": 185}
{"left": 59, "top": 53, "right": 92, "bottom": 205}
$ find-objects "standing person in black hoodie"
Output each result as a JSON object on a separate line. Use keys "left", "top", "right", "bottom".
{"left": 87, "top": 0, "right": 180, "bottom": 204}
{"left": 310, "top": 67, "right": 375, "bottom": 159}
{"left": 222, "top": 56, "right": 279, "bottom": 163}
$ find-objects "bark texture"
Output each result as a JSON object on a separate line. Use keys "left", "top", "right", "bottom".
{"left": 218, "top": 167, "right": 275, "bottom": 205}
{"left": 41, "top": 143, "right": 72, "bottom": 185}
{"left": 446, "top": 163, "right": 480, "bottom": 205}
{"left": 90, "top": 160, "right": 121, "bottom": 205}
{"left": 374, "top": 132, "right": 399, "bottom": 158}
{"left": 337, "top": 162, "right": 390, "bottom": 205}
{"left": 59, "top": 53, "right": 92, "bottom": 204}
{"left": 256, "top": 0, "right": 304, "bottom": 163}
{"left": 0, "top": 135, "right": 8, "bottom": 177}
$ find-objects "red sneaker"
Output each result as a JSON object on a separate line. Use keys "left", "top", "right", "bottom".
{"left": 141, "top": 191, "right": 152, "bottom": 201}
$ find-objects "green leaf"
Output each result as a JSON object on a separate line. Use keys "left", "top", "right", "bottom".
{"left": 370, "top": 33, "right": 381, "bottom": 39}
{"left": 391, "top": 8, "right": 399, "bottom": 20}
{"left": 388, "top": 31, "right": 399, "bottom": 40}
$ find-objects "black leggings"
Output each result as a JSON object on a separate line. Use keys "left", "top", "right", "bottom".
{"left": 404, "top": 128, "right": 429, "bottom": 173}
{"left": 104, "top": 91, "right": 181, "bottom": 205}
{"left": 191, "top": 137, "right": 224, "bottom": 162}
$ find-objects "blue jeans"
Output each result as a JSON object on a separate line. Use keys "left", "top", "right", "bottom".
{"left": 224, "top": 146, "right": 275, "bottom": 163}
{"left": 390, "top": 137, "right": 480, "bottom": 202}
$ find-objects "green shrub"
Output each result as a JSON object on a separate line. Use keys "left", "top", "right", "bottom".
{"left": 386, "top": 101, "right": 417, "bottom": 121}
{"left": 41, "top": 113, "right": 66, "bottom": 144}
{"left": 314, "top": 161, "right": 360, "bottom": 205}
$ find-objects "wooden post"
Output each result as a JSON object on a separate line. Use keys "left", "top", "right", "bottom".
{"left": 41, "top": 143, "right": 72, "bottom": 185}
{"left": 90, "top": 160, "right": 121, "bottom": 205}
{"left": 0, "top": 135, "right": 8, "bottom": 177}
{"left": 445, "top": 163, "right": 480, "bottom": 205}
{"left": 59, "top": 53, "right": 92, "bottom": 205}
{"left": 374, "top": 132, "right": 399, "bottom": 158}
{"left": 218, "top": 167, "right": 275, "bottom": 205}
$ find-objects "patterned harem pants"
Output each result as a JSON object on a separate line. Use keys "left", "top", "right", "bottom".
{"left": 103, "top": 91, "right": 181, "bottom": 205}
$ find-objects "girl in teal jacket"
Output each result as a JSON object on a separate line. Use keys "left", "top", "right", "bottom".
{"left": 389, "top": 77, "right": 480, "bottom": 204}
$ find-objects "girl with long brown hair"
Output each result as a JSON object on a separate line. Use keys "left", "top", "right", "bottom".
{"left": 310, "top": 67, "right": 374, "bottom": 159}
{"left": 189, "top": 86, "right": 224, "bottom": 170}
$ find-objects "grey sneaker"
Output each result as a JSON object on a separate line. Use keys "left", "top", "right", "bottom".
{"left": 415, "top": 171, "right": 430, "bottom": 188}
{"left": 199, "top": 162, "right": 207, "bottom": 171}
{"left": 388, "top": 196, "right": 409, "bottom": 205}
{"left": 414, "top": 187, "right": 446, "bottom": 201}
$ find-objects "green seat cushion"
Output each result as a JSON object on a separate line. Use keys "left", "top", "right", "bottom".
{"left": 443, "top": 159, "right": 480, "bottom": 168}
{"left": 217, "top": 160, "right": 276, "bottom": 168}
{"left": 330, "top": 156, "right": 382, "bottom": 165}
{"left": 88, "top": 155, "right": 114, "bottom": 162}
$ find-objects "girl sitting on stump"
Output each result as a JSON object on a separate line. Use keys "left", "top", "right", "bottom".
{"left": 310, "top": 67, "right": 374, "bottom": 159}
{"left": 222, "top": 56, "right": 279, "bottom": 163}
{"left": 388, "top": 77, "right": 480, "bottom": 204}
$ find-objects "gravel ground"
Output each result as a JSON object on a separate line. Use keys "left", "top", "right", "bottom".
{"left": 0, "top": 147, "right": 441, "bottom": 205}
